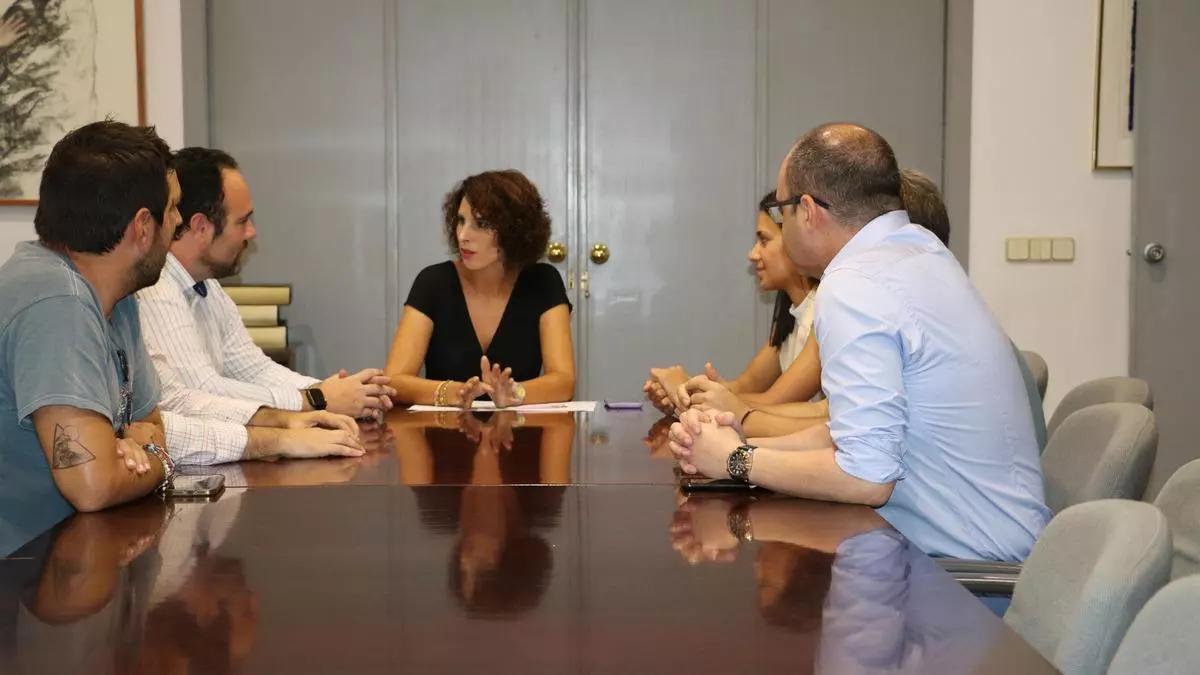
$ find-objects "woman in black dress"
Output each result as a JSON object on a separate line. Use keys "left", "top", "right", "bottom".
{"left": 386, "top": 170, "right": 575, "bottom": 407}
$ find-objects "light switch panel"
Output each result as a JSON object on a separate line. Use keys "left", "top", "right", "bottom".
{"left": 1031, "top": 238, "right": 1053, "bottom": 261}
{"left": 1051, "top": 237, "right": 1075, "bottom": 261}
{"left": 1006, "top": 237, "right": 1030, "bottom": 261}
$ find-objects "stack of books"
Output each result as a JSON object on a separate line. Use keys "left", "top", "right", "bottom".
{"left": 224, "top": 285, "right": 292, "bottom": 364}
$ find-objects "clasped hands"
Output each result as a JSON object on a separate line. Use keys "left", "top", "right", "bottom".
{"left": 643, "top": 364, "right": 749, "bottom": 420}
{"left": 454, "top": 356, "right": 526, "bottom": 409}
{"left": 643, "top": 364, "right": 750, "bottom": 479}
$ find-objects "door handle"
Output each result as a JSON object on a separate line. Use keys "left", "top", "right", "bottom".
{"left": 589, "top": 243, "right": 610, "bottom": 264}
{"left": 547, "top": 241, "right": 567, "bottom": 263}
{"left": 1143, "top": 242, "right": 1166, "bottom": 264}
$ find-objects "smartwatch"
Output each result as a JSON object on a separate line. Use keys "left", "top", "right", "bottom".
{"left": 303, "top": 386, "right": 327, "bottom": 411}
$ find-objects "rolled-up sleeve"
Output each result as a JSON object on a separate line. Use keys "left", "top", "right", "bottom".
{"left": 816, "top": 272, "right": 908, "bottom": 484}
{"left": 160, "top": 410, "right": 248, "bottom": 466}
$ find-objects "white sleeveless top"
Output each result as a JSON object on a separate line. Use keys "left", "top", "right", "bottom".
{"left": 777, "top": 290, "right": 817, "bottom": 372}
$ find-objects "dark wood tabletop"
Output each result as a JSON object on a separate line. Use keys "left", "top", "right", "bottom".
{"left": 1, "top": 409, "right": 1057, "bottom": 674}
{"left": 180, "top": 408, "right": 681, "bottom": 488}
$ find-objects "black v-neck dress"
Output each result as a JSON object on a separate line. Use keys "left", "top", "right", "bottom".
{"left": 405, "top": 261, "right": 571, "bottom": 383}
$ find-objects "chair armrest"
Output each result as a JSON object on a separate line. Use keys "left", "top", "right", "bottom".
{"left": 935, "top": 558, "right": 1022, "bottom": 596}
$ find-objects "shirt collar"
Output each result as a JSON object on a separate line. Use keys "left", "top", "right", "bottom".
{"left": 824, "top": 210, "right": 911, "bottom": 274}
{"left": 163, "top": 253, "right": 207, "bottom": 298}
{"left": 788, "top": 289, "right": 816, "bottom": 318}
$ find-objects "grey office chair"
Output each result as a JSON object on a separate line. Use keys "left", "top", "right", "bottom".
{"left": 1152, "top": 458, "right": 1200, "bottom": 580}
{"left": 1042, "top": 403, "right": 1157, "bottom": 513}
{"left": 1014, "top": 344, "right": 1048, "bottom": 453}
{"left": 1020, "top": 350, "right": 1049, "bottom": 400}
{"left": 1005, "top": 500, "right": 1171, "bottom": 675}
{"left": 941, "top": 403, "right": 1157, "bottom": 593}
{"left": 1047, "top": 376, "right": 1153, "bottom": 438}
{"left": 1107, "top": 576, "right": 1200, "bottom": 675}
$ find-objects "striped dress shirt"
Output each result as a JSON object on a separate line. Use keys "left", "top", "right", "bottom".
{"left": 137, "top": 253, "right": 318, "bottom": 464}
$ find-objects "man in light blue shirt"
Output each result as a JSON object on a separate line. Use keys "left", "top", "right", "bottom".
{"left": 670, "top": 123, "right": 1049, "bottom": 561}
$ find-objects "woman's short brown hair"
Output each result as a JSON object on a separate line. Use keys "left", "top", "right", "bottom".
{"left": 442, "top": 170, "right": 552, "bottom": 271}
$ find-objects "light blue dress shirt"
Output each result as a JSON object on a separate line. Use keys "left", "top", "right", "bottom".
{"left": 816, "top": 211, "right": 1050, "bottom": 561}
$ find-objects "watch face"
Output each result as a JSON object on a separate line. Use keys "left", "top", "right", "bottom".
{"left": 728, "top": 446, "right": 751, "bottom": 481}
{"left": 306, "top": 387, "right": 327, "bottom": 410}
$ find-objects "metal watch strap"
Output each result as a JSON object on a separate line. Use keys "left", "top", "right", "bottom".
{"left": 143, "top": 443, "right": 176, "bottom": 493}
{"left": 727, "top": 444, "right": 756, "bottom": 484}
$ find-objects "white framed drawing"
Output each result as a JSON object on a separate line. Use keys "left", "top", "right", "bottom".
{"left": 0, "top": 0, "right": 145, "bottom": 204}
{"left": 1094, "top": 0, "right": 1136, "bottom": 169}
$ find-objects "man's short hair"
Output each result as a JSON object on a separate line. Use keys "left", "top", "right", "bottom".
{"left": 34, "top": 121, "right": 172, "bottom": 254}
{"left": 900, "top": 168, "right": 950, "bottom": 245}
{"left": 786, "top": 123, "right": 903, "bottom": 228}
{"left": 173, "top": 147, "right": 240, "bottom": 239}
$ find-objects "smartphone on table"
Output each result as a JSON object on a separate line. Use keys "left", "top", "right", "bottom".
{"left": 162, "top": 474, "right": 226, "bottom": 500}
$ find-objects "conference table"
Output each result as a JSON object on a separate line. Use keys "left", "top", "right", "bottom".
{"left": 0, "top": 408, "right": 1057, "bottom": 674}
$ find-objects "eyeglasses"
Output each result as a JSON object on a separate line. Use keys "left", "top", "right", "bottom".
{"left": 763, "top": 194, "right": 833, "bottom": 225}
{"left": 115, "top": 348, "right": 133, "bottom": 433}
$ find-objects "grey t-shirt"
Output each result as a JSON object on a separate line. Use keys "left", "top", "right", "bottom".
{"left": 0, "top": 242, "right": 160, "bottom": 556}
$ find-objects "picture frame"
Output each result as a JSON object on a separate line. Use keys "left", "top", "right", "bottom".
{"left": 0, "top": 0, "right": 145, "bottom": 204}
{"left": 1093, "top": 0, "right": 1136, "bottom": 169}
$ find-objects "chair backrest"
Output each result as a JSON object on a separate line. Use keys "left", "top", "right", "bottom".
{"left": 1107, "top": 575, "right": 1200, "bottom": 675}
{"left": 1152, "top": 458, "right": 1200, "bottom": 580}
{"left": 1006, "top": 500, "right": 1172, "bottom": 675}
{"left": 1020, "top": 350, "right": 1049, "bottom": 400}
{"left": 1041, "top": 403, "right": 1157, "bottom": 513}
{"left": 1014, "top": 345, "right": 1048, "bottom": 453}
{"left": 1047, "top": 376, "right": 1153, "bottom": 438}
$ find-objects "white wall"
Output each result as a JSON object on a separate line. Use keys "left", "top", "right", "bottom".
{"left": 969, "top": 0, "right": 1132, "bottom": 412}
{"left": 0, "top": 1, "right": 184, "bottom": 260}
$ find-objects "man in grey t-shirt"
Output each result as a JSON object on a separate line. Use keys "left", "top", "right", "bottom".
{"left": 0, "top": 121, "right": 182, "bottom": 556}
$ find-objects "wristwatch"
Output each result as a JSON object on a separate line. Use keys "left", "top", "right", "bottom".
{"left": 727, "top": 444, "right": 756, "bottom": 484}
{"left": 727, "top": 502, "right": 755, "bottom": 542}
{"left": 303, "top": 386, "right": 327, "bottom": 411}
{"left": 143, "top": 443, "right": 176, "bottom": 493}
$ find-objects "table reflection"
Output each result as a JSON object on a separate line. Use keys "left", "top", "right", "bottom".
{"left": 4, "top": 495, "right": 256, "bottom": 674}
{"left": 176, "top": 408, "right": 682, "bottom": 489}
{"left": 671, "top": 495, "right": 1007, "bottom": 674}
{"left": 392, "top": 411, "right": 575, "bottom": 485}
{"left": 402, "top": 412, "right": 569, "bottom": 617}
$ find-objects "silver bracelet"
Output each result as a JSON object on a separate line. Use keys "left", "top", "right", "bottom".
{"left": 143, "top": 443, "right": 176, "bottom": 493}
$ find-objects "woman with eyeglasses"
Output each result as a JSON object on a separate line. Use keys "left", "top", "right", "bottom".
{"left": 644, "top": 191, "right": 822, "bottom": 415}
{"left": 665, "top": 168, "right": 959, "bottom": 438}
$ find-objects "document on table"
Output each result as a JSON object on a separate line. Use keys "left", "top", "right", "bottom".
{"left": 407, "top": 401, "right": 598, "bottom": 413}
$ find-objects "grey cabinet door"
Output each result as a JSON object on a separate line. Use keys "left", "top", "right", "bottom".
{"left": 579, "top": 0, "right": 760, "bottom": 399}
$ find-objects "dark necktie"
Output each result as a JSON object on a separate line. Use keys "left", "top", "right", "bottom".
{"left": 192, "top": 281, "right": 208, "bottom": 298}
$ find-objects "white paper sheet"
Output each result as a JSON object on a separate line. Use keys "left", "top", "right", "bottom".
{"left": 407, "top": 401, "right": 598, "bottom": 414}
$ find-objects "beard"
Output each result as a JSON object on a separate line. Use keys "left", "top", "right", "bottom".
{"left": 201, "top": 246, "right": 245, "bottom": 280}
{"left": 131, "top": 238, "right": 170, "bottom": 291}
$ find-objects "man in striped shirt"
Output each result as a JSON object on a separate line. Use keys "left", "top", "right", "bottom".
{"left": 137, "top": 148, "right": 395, "bottom": 465}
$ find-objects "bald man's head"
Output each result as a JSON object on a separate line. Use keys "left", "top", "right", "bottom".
{"left": 786, "top": 123, "right": 903, "bottom": 229}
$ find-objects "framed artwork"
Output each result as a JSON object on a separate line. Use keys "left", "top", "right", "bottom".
{"left": 1094, "top": 0, "right": 1136, "bottom": 169}
{"left": 0, "top": 0, "right": 145, "bottom": 204}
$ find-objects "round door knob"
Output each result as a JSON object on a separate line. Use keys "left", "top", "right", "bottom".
{"left": 546, "top": 241, "right": 567, "bottom": 263}
{"left": 590, "top": 243, "right": 610, "bottom": 265}
{"left": 1143, "top": 242, "right": 1166, "bottom": 264}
